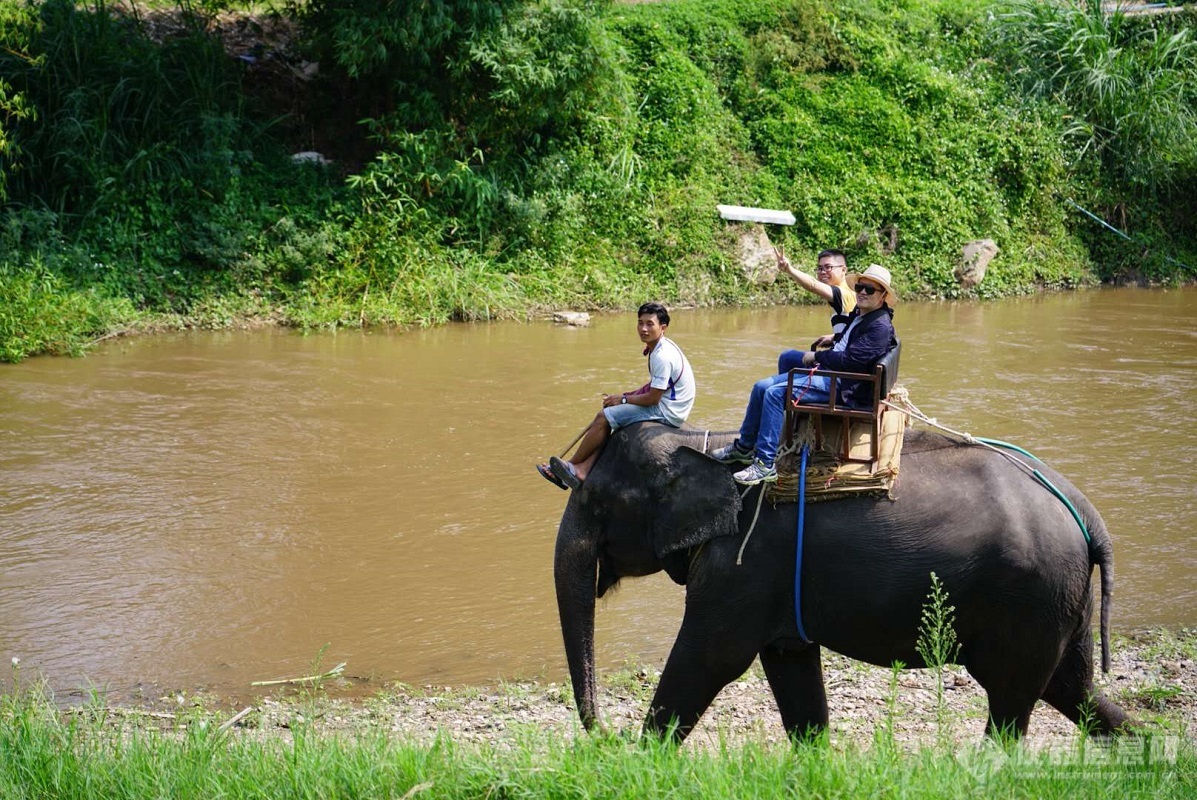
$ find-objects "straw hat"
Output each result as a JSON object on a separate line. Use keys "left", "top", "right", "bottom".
{"left": 846, "top": 264, "right": 898, "bottom": 304}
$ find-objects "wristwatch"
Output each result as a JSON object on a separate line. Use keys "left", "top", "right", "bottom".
{"left": 620, "top": 395, "right": 627, "bottom": 404}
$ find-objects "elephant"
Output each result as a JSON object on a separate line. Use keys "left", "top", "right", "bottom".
{"left": 552, "top": 422, "right": 1135, "bottom": 743}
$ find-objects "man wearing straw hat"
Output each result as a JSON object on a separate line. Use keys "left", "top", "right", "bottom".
{"left": 712, "top": 264, "right": 898, "bottom": 485}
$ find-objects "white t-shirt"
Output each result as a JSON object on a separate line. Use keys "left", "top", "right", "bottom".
{"left": 647, "top": 337, "right": 695, "bottom": 426}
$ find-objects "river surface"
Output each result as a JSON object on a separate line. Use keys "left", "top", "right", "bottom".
{"left": 1, "top": 287, "right": 1194, "bottom": 698}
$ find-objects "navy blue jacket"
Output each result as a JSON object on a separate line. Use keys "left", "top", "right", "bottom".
{"left": 811, "top": 306, "right": 896, "bottom": 408}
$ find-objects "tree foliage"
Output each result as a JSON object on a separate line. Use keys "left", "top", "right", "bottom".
{"left": 0, "top": 0, "right": 1194, "bottom": 362}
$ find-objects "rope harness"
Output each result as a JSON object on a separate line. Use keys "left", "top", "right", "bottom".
{"left": 879, "top": 395, "right": 1090, "bottom": 543}
{"left": 735, "top": 484, "right": 768, "bottom": 566}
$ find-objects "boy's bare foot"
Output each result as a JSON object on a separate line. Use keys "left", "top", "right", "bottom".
{"left": 536, "top": 462, "right": 568, "bottom": 490}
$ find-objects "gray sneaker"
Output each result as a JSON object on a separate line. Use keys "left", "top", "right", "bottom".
{"left": 711, "top": 440, "right": 754, "bottom": 464}
{"left": 733, "top": 459, "right": 777, "bottom": 486}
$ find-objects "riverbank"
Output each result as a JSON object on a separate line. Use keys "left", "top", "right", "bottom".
{"left": 5, "top": 632, "right": 1194, "bottom": 797}
{"left": 28, "top": 629, "right": 1194, "bottom": 750}
{"left": 4, "top": 646, "right": 1194, "bottom": 800}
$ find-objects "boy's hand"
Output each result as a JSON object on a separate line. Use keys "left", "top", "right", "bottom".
{"left": 773, "top": 246, "right": 799, "bottom": 279}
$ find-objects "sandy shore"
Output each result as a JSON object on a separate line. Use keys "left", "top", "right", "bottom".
{"left": 83, "top": 629, "right": 1196, "bottom": 751}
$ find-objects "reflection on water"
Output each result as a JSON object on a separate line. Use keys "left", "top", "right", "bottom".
{"left": 0, "top": 287, "right": 1193, "bottom": 696}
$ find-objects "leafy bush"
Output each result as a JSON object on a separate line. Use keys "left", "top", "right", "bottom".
{"left": 0, "top": 257, "right": 137, "bottom": 361}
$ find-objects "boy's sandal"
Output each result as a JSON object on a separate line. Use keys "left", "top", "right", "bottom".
{"left": 549, "top": 456, "right": 583, "bottom": 490}
{"left": 537, "top": 462, "right": 569, "bottom": 490}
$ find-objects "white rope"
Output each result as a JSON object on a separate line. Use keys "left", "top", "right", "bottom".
{"left": 736, "top": 484, "right": 768, "bottom": 565}
{"left": 702, "top": 429, "right": 710, "bottom": 455}
{"left": 879, "top": 395, "right": 1036, "bottom": 476}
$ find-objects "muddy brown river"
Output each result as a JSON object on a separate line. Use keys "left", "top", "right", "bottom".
{"left": 1, "top": 287, "right": 1193, "bottom": 697}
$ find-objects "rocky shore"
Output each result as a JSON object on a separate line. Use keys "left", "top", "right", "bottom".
{"left": 95, "top": 629, "right": 1196, "bottom": 751}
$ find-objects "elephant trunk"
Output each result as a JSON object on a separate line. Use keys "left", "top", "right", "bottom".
{"left": 554, "top": 503, "right": 599, "bottom": 730}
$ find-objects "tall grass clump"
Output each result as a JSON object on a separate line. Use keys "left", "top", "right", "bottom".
{"left": 1, "top": 0, "right": 247, "bottom": 218}
{"left": 915, "top": 571, "right": 961, "bottom": 745}
{"left": 993, "top": 0, "right": 1197, "bottom": 189}
{"left": 991, "top": 0, "right": 1197, "bottom": 281}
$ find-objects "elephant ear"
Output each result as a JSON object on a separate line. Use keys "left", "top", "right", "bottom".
{"left": 653, "top": 446, "right": 742, "bottom": 559}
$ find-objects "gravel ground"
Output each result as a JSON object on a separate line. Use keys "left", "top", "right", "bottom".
{"left": 108, "top": 629, "right": 1195, "bottom": 752}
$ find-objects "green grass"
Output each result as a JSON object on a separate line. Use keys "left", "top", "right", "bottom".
{"left": 0, "top": 682, "right": 1192, "bottom": 799}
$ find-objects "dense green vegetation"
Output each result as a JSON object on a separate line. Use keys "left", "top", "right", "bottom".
{"left": 1, "top": 0, "right": 1195, "bottom": 361}
{"left": 0, "top": 681, "right": 1193, "bottom": 799}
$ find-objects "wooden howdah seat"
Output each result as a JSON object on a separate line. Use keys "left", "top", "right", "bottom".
{"left": 783, "top": 337, "right": 901, "bottom": 471}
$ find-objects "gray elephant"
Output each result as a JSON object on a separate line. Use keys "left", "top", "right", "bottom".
{"left": 553, "top": 422, "right": 1134, "bottom": 742}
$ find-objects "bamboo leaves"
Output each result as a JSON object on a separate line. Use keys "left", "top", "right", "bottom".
{"left": 993, "top": 0, "right": 1197, "bottom": 188}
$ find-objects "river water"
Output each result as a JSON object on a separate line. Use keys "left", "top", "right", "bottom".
{"left": 1, "top": 287, "right": 1193, "bottom": 698}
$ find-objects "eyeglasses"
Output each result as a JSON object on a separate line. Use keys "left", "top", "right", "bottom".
{"left": 855, "top": 283, "right": 883, "bottom": 296}
{"left": 816, "top": 263, "right": 843, "bottom": 272}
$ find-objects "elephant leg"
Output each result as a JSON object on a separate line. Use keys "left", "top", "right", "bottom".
{"left": 1040, "top": 627, "right": 1133, "bottom": 736}
{"left": 759, "top": 643, "right": 828, "bottom": 741}
{"left": 983, "top": 695, "right": 1037, "bottom": 740}
{"left": 644, "top": 621, "right": 759, "bottom": 743}
{"left": 966, "top": 639, "right": 1058, "bottom": 740}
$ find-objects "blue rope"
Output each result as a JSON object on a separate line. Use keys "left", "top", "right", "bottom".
{"left": 794, "top": 445, "right": 812, "bottom": 643}
{"left": 1067, "top": 199, "right": 1194, "bottom": 272}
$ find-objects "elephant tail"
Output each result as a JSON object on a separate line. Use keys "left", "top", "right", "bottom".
{"left": 1099, "top": 550, "right": 1112, "bottom": 673}
{"left": 1091, "top": 520, "right": 1114, "bottom": 674}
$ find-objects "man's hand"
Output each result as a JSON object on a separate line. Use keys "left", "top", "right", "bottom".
{"left": 802, "top": 351, "right": 818, "bottom": 367}
{"left": 810, "top": 334, "right": 835, "bottom": 350}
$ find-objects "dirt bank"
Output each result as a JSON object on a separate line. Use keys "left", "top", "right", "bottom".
{"left": 68, "top": 629, "right": 1196, "bottom": 750}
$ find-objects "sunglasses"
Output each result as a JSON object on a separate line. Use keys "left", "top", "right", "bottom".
{"left": 855, "top": 283, "right": 883, "bottom": 295}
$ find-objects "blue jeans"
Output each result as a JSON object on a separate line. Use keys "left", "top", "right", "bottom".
{"left": 737, "top": 370, "right": 831, "bottom": 467}
{"left": 778, "top": 348, "right": 808, "bottom": 374}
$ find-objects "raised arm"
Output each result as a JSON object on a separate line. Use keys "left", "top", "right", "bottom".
{"left": 776, "top": 247, "right": 835, "bottom": 302}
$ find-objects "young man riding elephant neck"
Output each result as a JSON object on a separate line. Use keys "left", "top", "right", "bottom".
{"left": 537, "top": 302, "right": 695, "bottom": 490}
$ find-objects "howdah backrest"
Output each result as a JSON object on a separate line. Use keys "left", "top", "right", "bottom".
{"left": 876, "top": 336, "right": 900, "bottom": 399}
